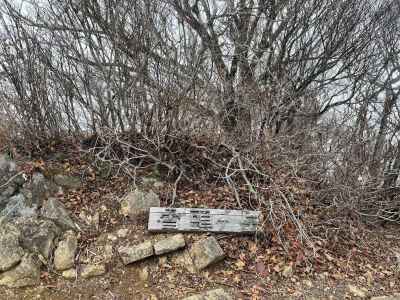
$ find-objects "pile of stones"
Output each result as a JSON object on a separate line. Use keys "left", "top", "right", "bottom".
{"left": 0, "top": 154, "right": 81, "bottom": 287}
{"left": 0, "top": 154, "right": 233, "bottom": 299}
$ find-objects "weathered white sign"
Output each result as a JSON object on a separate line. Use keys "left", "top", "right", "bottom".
{"left": 148, "top": 207, "right": 260, "bottom": 233}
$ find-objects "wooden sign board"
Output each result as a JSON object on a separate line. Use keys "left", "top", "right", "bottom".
{"left": 148, "top": 207, "right": 260, "bottom": 233}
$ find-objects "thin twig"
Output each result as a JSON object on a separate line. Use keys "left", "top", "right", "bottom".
{"left": 0, "top": 171, "right": 24, "bottom": 189}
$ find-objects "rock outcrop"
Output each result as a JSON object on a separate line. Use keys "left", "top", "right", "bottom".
{"left": 0, "top": 155, "right": 78, "bottom": 287}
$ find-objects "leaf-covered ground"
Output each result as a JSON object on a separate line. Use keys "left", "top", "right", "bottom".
{"left": 2, "top": 147, "right": 400, "bottom": 300}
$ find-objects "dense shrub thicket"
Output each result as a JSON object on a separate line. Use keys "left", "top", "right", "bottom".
{"left": 0, "top": 0, "right": 399, "bottom": 241}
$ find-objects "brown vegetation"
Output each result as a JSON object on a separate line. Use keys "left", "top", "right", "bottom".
{"left": 0, "top": 0, "right": 399, "bottom": 247}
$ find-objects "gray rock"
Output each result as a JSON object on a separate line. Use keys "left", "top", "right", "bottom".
{"left": 0, "top": 195, "right": 7, "bottom": 208}
{"left": 54, "top": 231, "right": 78, "bottom": 271}
{"left": 173, "top": 249, "right": 197, "bottom": 273}
{"left": 0, "top": 194, "right": 37, "bottom": 222}
{"left": 118, "top": 241, "right": 154, "bottom": 265}
{"left": 204, "top": 288, "right": 233, "bottom": 299}
{"left": 62, "top": 268, "right": 77, "bottom": 280}
{"left": 15, "top": 217, "right": 61, "bottom": 263}
{"left": 22, "top": 173, "right": 58, "bottom": 207}
{"left": 154, "top": 234, "right": 185, "bottom": 255}
{"left": 1, "top": 185, "right": 17, "bottom": 199}
{"left": 0, "top": 154, "right": 9, "bottom": 171}
{"left": 54, "top": 174, "right": 81, "bottom": 189}
{"left": 80, "top": 264, "right": 106, "bottom": 279}
{"left": 183, "top": 289, "right": 233, "bottom": 300}
{"left": 119, "top": 189, "right": 160, "bottom": 217}
{"left": 0, "top": 154, "right": 20, "bottom": 215}
{"left": 0, "top": 254, "right": 41, "bottom": 288}
{"left": 189, "top": 237, "right": 225, "bottom": 270}
{"left": 141, "top": 177, "right": 164, "bottom": 189}
{"left": 41, "top": 197, "right": 76, "bottom": 231}
{"left": 347, "top": 284, "right": 368, "bottom": 298}
{"left": 0, "top": 175, "right": 24, "bottom": 201}
{"left": 0, "top": 223, "right": 24, "bottom": 272}
{"left": 184, "top": 295, "right": 203, "bottom": 300}
{"left": 371, "top": 296, "right": 400, "bottom": 300}
{"left": 0, "top": 154, "right": 16, "bottom": 174}
{"left": 116, "top": 228, "right": 129, "bottom": 238}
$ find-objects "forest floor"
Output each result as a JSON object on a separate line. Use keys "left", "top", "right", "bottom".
{"left": 1, "top": 146, "right": 400, "bottom": 300}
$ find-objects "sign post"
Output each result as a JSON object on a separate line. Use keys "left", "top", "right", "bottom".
{"left": 148, "top": 207, "right": 260, "bottom": 233}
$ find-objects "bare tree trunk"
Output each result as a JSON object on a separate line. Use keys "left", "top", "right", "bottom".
{"left": 383, "top": 141, "right": 400, "bottom": 189}
{"left": 370, "top": 91, "right": 396, "bottom": 177}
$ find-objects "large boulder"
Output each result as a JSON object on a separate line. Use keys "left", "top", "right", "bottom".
{"left": 0, "top": 254, "right": 41, "bottom": 288}
{"left": 14, "top": 217, "right": 61, "bottom": 263}
{"left": 41, "top": 197, "right": 77, "bottom": 231}
{"left": 119, "top": 189, "right": 160, "bottom": 217}
{"left": 0, "top": 223, "right": 24, "bottom": 272}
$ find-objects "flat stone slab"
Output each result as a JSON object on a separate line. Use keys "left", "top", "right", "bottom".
{"left": 148, "top": 207, "right": 260, "bottom": 233}
{"left": 118, "top": 241, "right": 154, "bottom": 265}
{"left": 81, "top": 264, "right": 106, "bottom": 279}
{"left": 154, "top": 234, "right": 186, "bottom": 255}
{"left": 183, "top": 288, "right": 233, "bottom": 300}
{"left": 189, "top": 236, "right": 225, "bottom": 270}
{"left": 371, "top": 296, "right": 400, "bottom": 300}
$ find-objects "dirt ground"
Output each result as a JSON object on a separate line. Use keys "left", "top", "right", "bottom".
{"left": 2, "top": 219, "right": 400, "bottom": 299}
{"left": 2, "top": 225, "right": 400, "bottom": 300}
